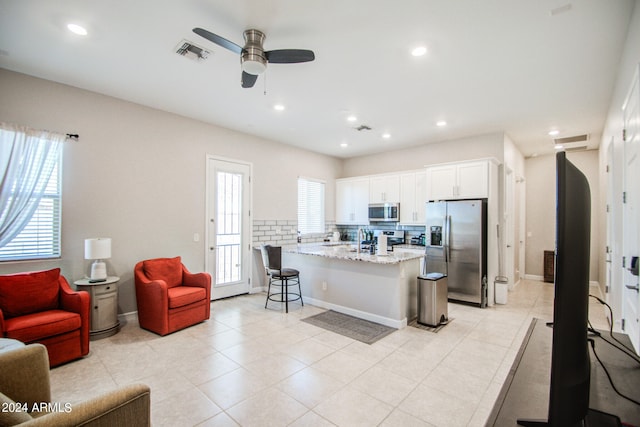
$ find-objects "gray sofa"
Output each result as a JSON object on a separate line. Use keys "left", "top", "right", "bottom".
{"left": 0, "top": 343, "right": 150, "bottom": 426}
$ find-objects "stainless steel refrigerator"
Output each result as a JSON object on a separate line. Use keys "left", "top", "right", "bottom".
{"left": 424, "top": 199, "right": 487, "bottom": 307}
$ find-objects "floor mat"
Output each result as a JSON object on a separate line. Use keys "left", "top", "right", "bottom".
{"left": 301, "top": 310, "right": 396, "bottom": 344}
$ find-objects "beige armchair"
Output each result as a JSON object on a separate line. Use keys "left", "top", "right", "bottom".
{"left": 0, "top": 344, "right": 150, "bottom": 426}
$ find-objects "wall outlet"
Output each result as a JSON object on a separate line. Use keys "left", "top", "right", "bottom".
{"left": 322, "top": 281, "right": 327, "bottom": 291}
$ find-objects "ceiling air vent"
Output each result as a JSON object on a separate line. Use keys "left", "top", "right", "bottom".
{"left": 553, "top": 133, "right": 590, "bottom": 151}
{"left": 175, "top": 40, "right": 210, "bottom": 62}
{"left": 554, "top": 134, "right": 589, "bottom": 145}
{"left": 565, "top": 145, "right": 588, "bottom": 152}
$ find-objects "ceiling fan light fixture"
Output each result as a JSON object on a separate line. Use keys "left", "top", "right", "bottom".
{"left": 241, "top": 56, "right": 267, "bottom": 75}
{"left": 241, "top": 29, "right": 267, "bottom": 75}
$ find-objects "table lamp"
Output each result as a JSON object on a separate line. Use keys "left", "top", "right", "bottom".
{"left": 84, "top": 238, "right": 111, "bottom": 281}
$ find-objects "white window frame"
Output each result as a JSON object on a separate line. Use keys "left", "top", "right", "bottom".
{"left": 297, "top": 176, "right": 325, "bottom": 235}
{"left": 0, "top": 151, "right": 62, "bottom": 262}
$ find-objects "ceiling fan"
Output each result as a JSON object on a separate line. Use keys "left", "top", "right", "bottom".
{"left": 193, "top": 27, "right": 315, "bottom": 88}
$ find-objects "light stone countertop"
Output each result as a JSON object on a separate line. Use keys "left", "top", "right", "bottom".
{"left": 281, "top": 242, "right": 424, "bottom": 265}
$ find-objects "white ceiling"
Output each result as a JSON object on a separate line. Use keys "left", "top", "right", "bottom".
{"left": 0, "top": 0, "right": 635, "bottom": 158}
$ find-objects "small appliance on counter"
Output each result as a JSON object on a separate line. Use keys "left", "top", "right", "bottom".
{"left": 410, "top": 233, "right": 426, "bottom": 246}
{"left": 373, "top": 230, "right": 405, "bottom": 252}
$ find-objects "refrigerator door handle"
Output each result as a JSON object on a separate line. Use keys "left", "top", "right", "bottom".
{"left": 444, "top": 215, "right": 451, "bottom": 268}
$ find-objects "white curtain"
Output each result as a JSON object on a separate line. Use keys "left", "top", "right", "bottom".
{"left": 0, "top": 123, "right": 64, "bottom": 248}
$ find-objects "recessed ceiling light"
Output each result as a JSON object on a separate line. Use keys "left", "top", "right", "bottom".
{"left": 548, "top": 130, "right": 560, "bottom": 136}
{"left": 67, "top": 23, "right": 88, "bottom": 36}
{"left": 347, "top": 115, "right": 357, "bottom": 122}
{"left": 340, "top": 143, "right": 348, "bottom": 148}
{"left": 411, "top": 46, "right": 427, "bottom": 57}
{"left": 554, "top": 144, "right": 564, "bottom": 150}
{"left": 436, "top": 120, "right": 447, "bottom": 127}
{"left": 273, "top": 104, "right": 285, "bottom": 111}
{"left": 382, "top": 133, "right": 391, "bottom": 139}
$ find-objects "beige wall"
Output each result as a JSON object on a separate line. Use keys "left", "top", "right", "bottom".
{"left": 0, "top": 69, "right": 342, "bottom": 313}
{"left": 341, "top": 132, "right": 505, "bottom": 177}
{"left": 525, "top": 150, "right": 600, "bottom": 281}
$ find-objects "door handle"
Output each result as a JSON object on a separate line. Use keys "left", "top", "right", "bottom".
{"left": 445, "top": 215, "right": 451, "bottom": 263}
{"left": 626, "top": 284, "right": 639, "bottom": 292}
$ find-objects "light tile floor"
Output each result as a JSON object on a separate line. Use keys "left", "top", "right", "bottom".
{"left": 49, "top": 279, "right": 610, "bottom": 426}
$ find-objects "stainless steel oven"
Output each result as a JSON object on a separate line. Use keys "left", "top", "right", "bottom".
{"left": 368, "top": 203, "right": 399, "bottom": 222}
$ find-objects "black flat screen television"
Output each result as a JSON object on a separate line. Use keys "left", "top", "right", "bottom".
{"left": 518, "top": 152, "right": 620, "bottom": 427}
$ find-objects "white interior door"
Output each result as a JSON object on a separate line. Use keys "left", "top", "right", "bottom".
{"left": 622, "top": 66, "right": 639, "bottom": 353}
{"left": 505, "top": 168, "right": 515, "bottom": 288}
{"left": 206, "top": 157, "right": 252, "bottom": 300}
{"left": 605, "top": 140, "right": 615, "bottom": 321}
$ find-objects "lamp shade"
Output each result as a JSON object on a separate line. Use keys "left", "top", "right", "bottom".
{"left": 84, "top": 238, "right": 111, "bottom": 260}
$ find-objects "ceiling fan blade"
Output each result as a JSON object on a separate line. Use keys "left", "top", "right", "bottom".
{"left": 193, "top": 28, "right": 242, "bottom": 54}
{"left": 241, "top": 72, "right": 258, "bottom": 88}
{"left": 265, "top": 49, "right": 315, "bottom": 64}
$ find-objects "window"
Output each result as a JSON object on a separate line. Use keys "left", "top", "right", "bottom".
{"left": 297, "top": 177, "right": 325, "bottom": 235}
{"left": 0, "top": 125, "right": 64, "bottom": 261}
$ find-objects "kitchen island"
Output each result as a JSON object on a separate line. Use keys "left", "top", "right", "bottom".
{"left": 282, "top": 243, "right": 423, "bottom": 328}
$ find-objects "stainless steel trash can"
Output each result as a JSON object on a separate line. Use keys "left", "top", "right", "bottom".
{"left": 417, "top": 273, "right": 448, "bottom": 326}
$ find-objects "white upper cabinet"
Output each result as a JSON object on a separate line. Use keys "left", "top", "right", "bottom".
{"left": 336, "top": 177, "right": 370, "bottom": 224}
{"left": 426, "top": 160, "right": 489, "bottom": 200}
{"left": 369, "top": 174, "right": 400, "bottom": 203}
{"left": 399, "top": 170, "right": 427, "bottom": 224}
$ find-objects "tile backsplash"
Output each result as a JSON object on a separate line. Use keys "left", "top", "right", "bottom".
{"left": 336, "top": 224, "right": 426, "bottom": 243}
{"left": 253, "top": 220, "right": 425, "bottom": 247}
{"left": 252, "top": 220, "right": 338, "bottom": 246}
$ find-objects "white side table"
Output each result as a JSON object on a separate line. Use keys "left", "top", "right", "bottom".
{"left": 74, "top": 276, "right": 120, "bottom": 340}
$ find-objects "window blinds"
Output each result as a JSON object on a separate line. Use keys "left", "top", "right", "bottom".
{"left": 297, "top": 177, "right": 325, "bottom": 235}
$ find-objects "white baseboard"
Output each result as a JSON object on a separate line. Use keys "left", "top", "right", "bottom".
{"left": 303, "top": 296, "right": 405, "bottom": 329}
{"left": 118, "top": 311, "right": 137, "bottom": 320}
{"left": 521, "top": 275, "right": 601, "bottom": 290}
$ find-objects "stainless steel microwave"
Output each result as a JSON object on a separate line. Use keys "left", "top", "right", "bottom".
{"left": 368, "top": 203, "right": 399, "bottom": 222}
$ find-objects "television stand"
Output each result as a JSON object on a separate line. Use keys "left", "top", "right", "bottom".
{"left": 517, "top": 407, "right": 621, "bottom": 426}
{"left": 486, "top": 318, "right": 640, "bottom": 426}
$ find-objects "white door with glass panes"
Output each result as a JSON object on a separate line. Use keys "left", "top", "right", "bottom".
{"left": 206, "top": 157, "right": 252, "bottom": 300}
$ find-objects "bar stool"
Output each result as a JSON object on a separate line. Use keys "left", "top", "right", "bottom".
{"left": 261, "top": 245, "right": 303, "bottom": 313}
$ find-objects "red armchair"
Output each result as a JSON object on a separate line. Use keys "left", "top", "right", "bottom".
{"left": 134, "top": 256, "right": 211, "bottom": 336}
{"left": 0, "top": 268, "right": 90, "bottom": 367}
